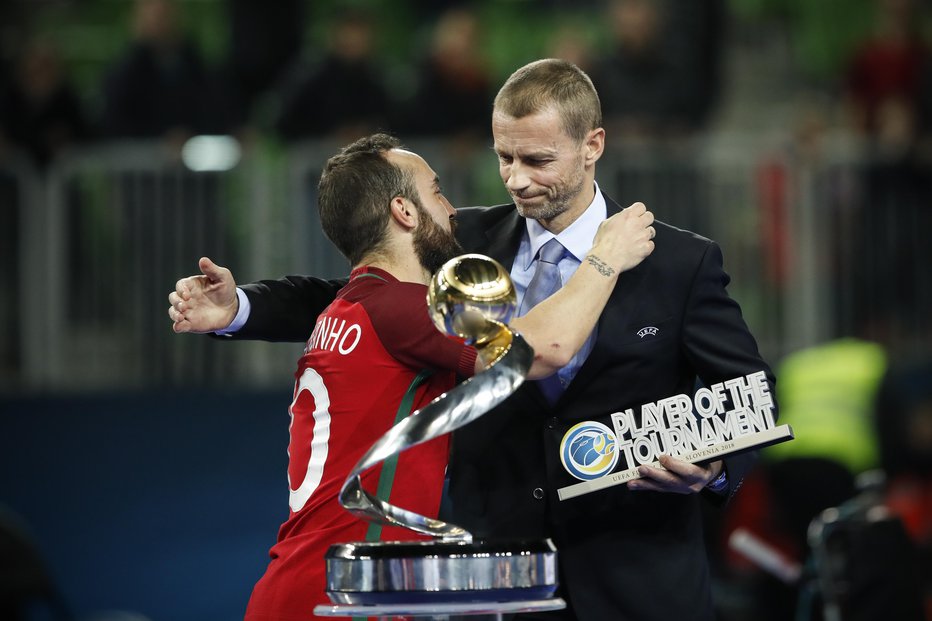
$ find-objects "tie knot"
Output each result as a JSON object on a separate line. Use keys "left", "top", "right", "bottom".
{"left": 538, "top": 238, "right": 565, "bottom": 265}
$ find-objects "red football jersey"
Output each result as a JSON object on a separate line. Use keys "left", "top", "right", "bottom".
{"left": 244, "top": 267, "right": 477, "bottom": 621}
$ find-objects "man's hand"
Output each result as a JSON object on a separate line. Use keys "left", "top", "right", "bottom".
{"left": 627, "top": 456, "right": 723, "bottom": 495}
{"left": 167, "top": 257, "right": 239, "bottom": 333}
{"left": 587, "top": 202, "right": 655, "bottom": 276}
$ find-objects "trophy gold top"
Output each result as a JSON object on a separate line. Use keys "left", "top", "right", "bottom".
{"left": 428, "top": 254, "right": 516, "bottom": 347}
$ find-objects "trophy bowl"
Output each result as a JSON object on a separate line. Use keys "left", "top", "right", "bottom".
{"left": 428, "top": 253, "right": 516, "bottom": 348}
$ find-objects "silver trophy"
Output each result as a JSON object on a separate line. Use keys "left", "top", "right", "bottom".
{"left": 319, "top": 254, "right": 563, "bottom": 615}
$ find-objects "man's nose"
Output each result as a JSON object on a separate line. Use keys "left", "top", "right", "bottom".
{"left": 505, "top": 163, "right": 530, "bottom": 193}
{"left": 444, "top": 200, "right": 456, "bottom": 218}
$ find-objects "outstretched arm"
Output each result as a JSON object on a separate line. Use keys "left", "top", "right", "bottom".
{"left": 505, "top": 202, "right": 655, "bottom": 380}
{"left": 236, "top": 276, "right": 345, "bottom": 342}
{"left": 168, "top": 257, "right": 345, "bottom": 342}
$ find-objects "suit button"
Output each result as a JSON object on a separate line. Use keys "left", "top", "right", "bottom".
{"left": 532, "top": 487, "right": 545, "bottom": 500}
{"left": 547, "top": 417, "right": 557, "bottom": 429}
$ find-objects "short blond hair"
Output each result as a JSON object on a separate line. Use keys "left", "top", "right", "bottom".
{"left": 493, "top": 58, "right": 602, "bottom": 142}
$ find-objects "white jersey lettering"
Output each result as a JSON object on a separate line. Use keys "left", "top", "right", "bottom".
{"left": 324, "top": 319, "right": 346, "bottom": 351}
{"left": 308, "top": 315, "right": 362, "bottom": 356}
{"left": 338, "top": 324, "right": 362, "bottom": 354}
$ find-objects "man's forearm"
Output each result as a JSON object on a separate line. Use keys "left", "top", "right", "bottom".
{"left": 511, "top": 251, "right": 619, "bottom": 377}
{"left": 231, "top": 276, "right": 347, "bottom": 342}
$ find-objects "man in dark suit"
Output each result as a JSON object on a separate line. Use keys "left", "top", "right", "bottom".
{"left": 168, "top": 59, "right": 774, "bottom": 620}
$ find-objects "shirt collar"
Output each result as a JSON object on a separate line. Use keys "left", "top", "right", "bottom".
{"left": 349, "top": 265, "right": 397, "bottom": 283}
{"left": 522, "top": 182, "right": 607, "bottom": 269}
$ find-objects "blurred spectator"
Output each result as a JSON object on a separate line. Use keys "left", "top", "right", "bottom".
{"left": 0, "top": 38, "right": 89, "bottom": 168}
{"left": 591, "top": 0, "right": 674, "bottom": 139}
{"left": 223, "top": 0, "right": 303, "bottom": 124}
{"left": 100, "top": 0, "right": 237, "bottom": 145}
{"left": 0, "top": 39, "right": 90, "bottom": 375}
{"left": 765, "top": 337, "right": 886, "bottom": 475}
{"left": 588, "top": 0, "right": 721, "bottom": 236}
{"left": 753, "top": 337, "right": 886, "bottom": 570}
{"left": 398, "top": 7, "right": 492, "bottom": 142}
{"left": 839, "top": 0, "right": 932, "bottom": 345}
{"left": 668, "top": 0, "right": 726, "bottom": 130}
{"left": 98, "top": 0, "right": 237, "bottom": 382}
{"left": 591, "top": 0, "right": 724, "bottom": 141}
{"left": 274, "top": 9, "right": 390, "bottom": 142}
{"left": 843, "top": 0, "right": 928, "bottom": 151}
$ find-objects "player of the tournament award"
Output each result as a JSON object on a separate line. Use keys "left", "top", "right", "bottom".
{"left": 314, "top": 254, "right": 565, "bottom": 618}
{"left": 556, "top": 374, "right": 794, "bottom": 501}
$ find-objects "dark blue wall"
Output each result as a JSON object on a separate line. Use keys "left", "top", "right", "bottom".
{"left": 0, "top": 389, "right": 292, "bottom": 621}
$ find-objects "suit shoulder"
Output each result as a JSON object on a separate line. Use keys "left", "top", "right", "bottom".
{"left": 457, "top": 203, "right": 515, "bottom": 226}
{"left": 601, "top": 190, "right": 715, "bottom": 252}
{"left": 650, "top": 220, "right": 724, "bottom": 274}
{"left": 455, "top": 203, "right": 516, "bottom": 240}
{"left": 654, "top": 220, "right": 714, "bottom": 247}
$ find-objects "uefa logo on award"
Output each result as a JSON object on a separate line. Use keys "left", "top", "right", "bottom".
{"left": 560, "top": 421, "right": 619, "bottom": 481}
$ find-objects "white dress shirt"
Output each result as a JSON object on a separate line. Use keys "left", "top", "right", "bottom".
{"left": 510, "top": 182, "right": 607, "bottom": 390}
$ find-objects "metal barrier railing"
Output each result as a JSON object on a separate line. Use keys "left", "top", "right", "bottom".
{"left": 0, "top": 152, "right": 44, "bottom": 393}
{"left": 3, "top": 135, "right": 928, "bottom": 392}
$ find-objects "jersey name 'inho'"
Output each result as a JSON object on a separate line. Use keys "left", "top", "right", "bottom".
{"left": 306, "top": 314, "right": 363, "bottom": 355}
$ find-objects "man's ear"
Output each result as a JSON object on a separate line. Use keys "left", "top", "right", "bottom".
{"left": 584, "top": 127, "right": 605, "bottom": 166}
{"left": 389, "top": 196, "right": 417, "bottom": 230}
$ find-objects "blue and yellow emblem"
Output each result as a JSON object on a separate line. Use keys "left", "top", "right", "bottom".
{"left": 560, "top": 421, "right": 619, "bottom": 481}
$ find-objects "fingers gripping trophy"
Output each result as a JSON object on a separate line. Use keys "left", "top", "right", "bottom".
{"left": 315, "top": 254, "right": 565, "bottom": 618}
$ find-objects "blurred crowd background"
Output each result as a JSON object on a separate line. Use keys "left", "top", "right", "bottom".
{"left": 1, "top": 0, "right": 931, "bottom": 620}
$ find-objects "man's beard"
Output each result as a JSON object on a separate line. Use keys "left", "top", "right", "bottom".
{"left": 413, "top": 203, "right": 464, "bottom": 276}
{"left": 513, "top": 153, "right": 586, "bottom": 222}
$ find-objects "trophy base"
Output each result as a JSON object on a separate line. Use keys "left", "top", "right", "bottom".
{"left": 325, "top": 539, "right": 558, "bottom": 605}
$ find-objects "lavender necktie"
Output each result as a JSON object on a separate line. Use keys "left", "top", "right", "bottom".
{"left": 520, "top": 238, "right": 567, "bottom": 402}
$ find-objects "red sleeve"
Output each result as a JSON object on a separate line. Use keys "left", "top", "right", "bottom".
{"left": 363, "top": 282, "right": 477, "bottom": 378}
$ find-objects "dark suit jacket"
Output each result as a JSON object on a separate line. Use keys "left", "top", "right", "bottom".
{"left": 239, "top": 191, "right": 776, "bottom": 621}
